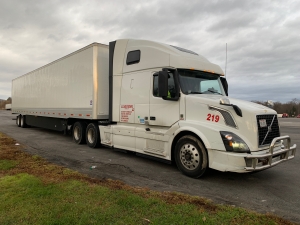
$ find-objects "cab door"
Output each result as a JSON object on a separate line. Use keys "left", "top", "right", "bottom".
{"left": 149, "top": 71, "right": 180, "bottom": 126}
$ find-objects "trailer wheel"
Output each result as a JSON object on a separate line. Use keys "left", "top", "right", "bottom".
{"left": 16, "top": 115, "right": 20, "bottom": 127}
{"left": 86, "top": 123, "right": 100, "bottom": 148}
{"left": 72, "top": 122, "right": 86, "bottom": 144}
{"left": 20, "top": 115, "right": 27, "bottom": 128}
{"left": 175, "top": 135, "right": 208, "bottom": 178}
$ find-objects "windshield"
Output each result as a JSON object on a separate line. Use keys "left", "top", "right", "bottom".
{"left": 177, "top": 69, "right": 224, "bottom": 95}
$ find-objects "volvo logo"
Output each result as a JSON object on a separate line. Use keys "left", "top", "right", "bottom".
{"left": 268, "top": 125, "right": 272, "bottom": 132}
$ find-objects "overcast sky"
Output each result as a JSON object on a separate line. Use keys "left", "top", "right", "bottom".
{"left": 0, "top": 0, "right": 299, "bottom": 103}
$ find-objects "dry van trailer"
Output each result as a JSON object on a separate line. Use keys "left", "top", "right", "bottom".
{"left": 13, "top": 42, "right": 110, "bottom": 148}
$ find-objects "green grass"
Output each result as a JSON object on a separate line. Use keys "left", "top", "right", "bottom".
{"left": 0, "top": 132, "right": 295, "bottom": 225}
{"left": 0, "top": 173, "right": 289, "bottom": 225}
{"left": 0, "top": 160, "right": 18, "bottom": 170}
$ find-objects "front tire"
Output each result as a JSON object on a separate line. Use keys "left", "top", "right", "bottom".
{"left": 86, "top": 123, "right": 100, "bottom": 148}
{"left": 72, "top": 121, "right": 86, "bottom": 144}
{"left": 175, "top": 135, "right": 208, "bottom": 178}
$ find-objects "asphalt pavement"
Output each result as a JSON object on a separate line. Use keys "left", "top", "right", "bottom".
{"left": 0, "top": 110, "right": 299, "bottom": 223}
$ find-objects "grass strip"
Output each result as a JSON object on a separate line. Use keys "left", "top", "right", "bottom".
{"left": 0, "top": 132, "right": 296, "bottom": 225}
{"left": 0, "top": 159, "right": 18, "bottom": 170}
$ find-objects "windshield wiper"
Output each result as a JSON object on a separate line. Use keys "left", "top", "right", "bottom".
{"left": 189, "top": 91, "right": 203, "bottom": 94}
{"left": 206, "top": 90, "right": 222, "bottom": 95}
{"left": 187, "top": 90, "right": 222, "bottom": 95}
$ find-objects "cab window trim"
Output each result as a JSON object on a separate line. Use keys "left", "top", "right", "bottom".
{"left": 126, "top": 50, "right": 141, "bottom": 65}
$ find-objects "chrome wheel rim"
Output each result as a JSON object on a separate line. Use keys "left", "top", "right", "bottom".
{"left": 180, "top": 143, "right": 200, "bottom": 170}
{"left": 74, "top": 126, "right": 80, "bottom": 140}
{"left": 20, "top": 116, "right": 24, "bottom": 126}
{"left": 87, "top": 128, "right": 95, "bottom": 144}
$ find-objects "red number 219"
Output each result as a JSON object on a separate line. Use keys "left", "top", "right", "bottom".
{"left": 206, "top": 114, "right": 220, "bottom": 122}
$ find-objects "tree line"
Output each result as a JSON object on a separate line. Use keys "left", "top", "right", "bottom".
{"left": 252, "top": 98, "right": 300, "bottom": 117}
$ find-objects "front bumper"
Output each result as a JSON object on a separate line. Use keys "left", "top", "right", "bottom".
{"left": 245, "top": 135, "right": 296, "bottom": 171}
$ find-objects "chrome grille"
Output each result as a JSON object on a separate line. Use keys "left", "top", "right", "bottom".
{"left": 257, "top": 114, "right": 280, "bottom": 146}
{"left": 209, "top": 106, "right": 237, "bottom": 128}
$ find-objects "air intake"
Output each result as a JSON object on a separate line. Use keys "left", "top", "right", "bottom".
{"left": 256, "top": 114, "right": 280, "bottom": 146}
{"left": 209, "top": 106, "right": 237, "bottom": 128}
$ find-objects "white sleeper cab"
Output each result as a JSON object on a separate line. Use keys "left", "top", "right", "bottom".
{"left": 12, "top": 39, "right": 296, "bottom": 178}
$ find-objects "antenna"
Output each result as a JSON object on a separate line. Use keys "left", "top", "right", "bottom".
{"left": 225, "top": 43, "right": 227, "bottom": 77}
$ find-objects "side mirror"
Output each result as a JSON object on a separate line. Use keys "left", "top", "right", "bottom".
{"left": 158, "top": 71, "right": 168, "bottom": 97}
{"left": 267, "top": 100, "right": 274, "bottom": 108}
{"left": 220, "top": 77, "right": 228, "bottom": 96}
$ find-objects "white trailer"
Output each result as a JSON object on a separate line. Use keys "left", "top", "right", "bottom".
{"left": 5, "top": 104, "right": 11, "bottom": 110}
{"left": 13, "top": 43, "right": 109, "bottom": 147}
{"left": 12, "top": 43, "right": 109, "bottom": 120}
{"left": 12, "top": 39, "right": 297, "bottom": 178}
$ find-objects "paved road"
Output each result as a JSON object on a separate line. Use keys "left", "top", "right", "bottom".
{"left": 0, "top": 110, "right": 299, "bottom": 223}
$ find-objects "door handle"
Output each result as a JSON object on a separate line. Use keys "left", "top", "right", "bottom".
{"left": 150, "top": 116, "right": 156, "bottom": 120}
{"left": 130, "top": 79, "right": 134, "bottom": 89}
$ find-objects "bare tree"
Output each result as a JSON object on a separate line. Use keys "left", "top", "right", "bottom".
{"left": 250, "top": 99, "right": 300, "bottom": 116}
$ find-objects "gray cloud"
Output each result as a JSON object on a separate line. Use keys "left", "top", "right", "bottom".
{"left": 0, "top": 0, "right": 299, "bottom": 103}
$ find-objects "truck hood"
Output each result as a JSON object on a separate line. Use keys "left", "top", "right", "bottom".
{"left": 185, "top": 94, "right": 278, "bottom": 151}
{"left": 186, "top": 94, "right": 276, "bottom": 114}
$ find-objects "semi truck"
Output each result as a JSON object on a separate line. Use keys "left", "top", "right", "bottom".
{"left": 12, "top": 39, "right": 297, "bottom": 178}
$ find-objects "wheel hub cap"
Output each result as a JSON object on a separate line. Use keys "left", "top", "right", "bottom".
{"left": 185, "top": 153, "right": 191, "bottom": 160}
{"left": 88, "top": 128, "right": 95, "bottom": 143}
{"left": 74, "top": 127, "right": 80, "bottom": 140}
{"left": 180, "top": 144, "right": 200, "bottom": 170}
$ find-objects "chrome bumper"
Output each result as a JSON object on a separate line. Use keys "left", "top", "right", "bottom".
{"left": 245, "top": 136, "right": 296, "bottom": 171}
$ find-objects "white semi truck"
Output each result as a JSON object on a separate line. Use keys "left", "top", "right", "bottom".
{"left": 12, "top": 39, "right": 296, "bottom": 178}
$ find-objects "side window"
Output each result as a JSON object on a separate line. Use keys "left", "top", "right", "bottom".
{"left": 153, "top": 72, "right": 175, "bottom": 98}
{"left": 126, "top": 50, "right": 140, "bottom": 65}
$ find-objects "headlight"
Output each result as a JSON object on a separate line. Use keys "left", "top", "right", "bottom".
{"left": 220, "top": 131, "right": 250, "bottom": 153}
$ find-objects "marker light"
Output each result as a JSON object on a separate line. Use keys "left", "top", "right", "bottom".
{"left": 220, "top": 131, "right": 250, "bottom": 153}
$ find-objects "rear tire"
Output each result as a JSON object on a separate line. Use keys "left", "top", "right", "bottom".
{"left": 20, "top": 115, "right": 27, "bottom": 128}
{"left": 175, "top": 135, "right": 208, "bottom": 178}
{"left": 16, "top": 115, "right": 20, "bottom": 127}
{"left": 72, "top": 121, "right": 86, "bottom": 144}
{"left": 86, "top": 123, "right": 100, "bottom": 148}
